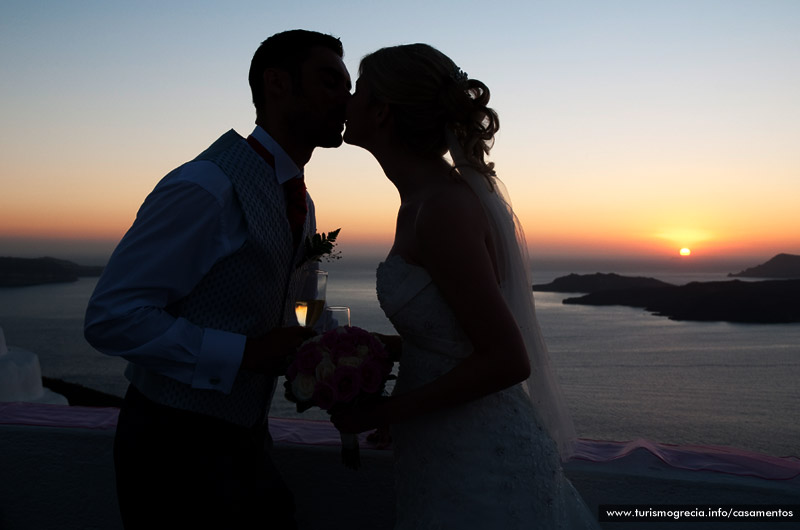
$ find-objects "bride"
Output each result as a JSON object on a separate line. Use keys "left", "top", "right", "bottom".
{"left": 333, "top": 43, "right": 600, "bottom": 529}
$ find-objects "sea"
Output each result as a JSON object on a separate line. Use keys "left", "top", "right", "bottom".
{"left": 1, "top": 256, "right": 798, "bottom": 459}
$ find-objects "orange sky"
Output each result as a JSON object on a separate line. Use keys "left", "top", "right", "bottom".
{"left": 1, "top": 136, "right": 797, "bottom": 263}
{"left": 1, "top": 2, "right": 798, "bottom": 264}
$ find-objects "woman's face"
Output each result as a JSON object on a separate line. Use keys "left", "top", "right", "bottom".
{"left": 343, "top": 78, "right": 376, "bottom": 148}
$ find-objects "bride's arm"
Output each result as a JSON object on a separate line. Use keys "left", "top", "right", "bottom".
{"left": 372, "top": 332, "right": 403, "bottom": 362}
{"left": 333, "top": 187, "right": 530, "bottom": 433}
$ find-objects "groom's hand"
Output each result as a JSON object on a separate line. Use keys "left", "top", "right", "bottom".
{"left": 242, "top": 326, "right": 315, "bottom": 376}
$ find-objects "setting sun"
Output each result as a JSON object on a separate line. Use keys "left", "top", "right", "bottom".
{"left": 680, "top": 248, "right": 692, "bottom": 257}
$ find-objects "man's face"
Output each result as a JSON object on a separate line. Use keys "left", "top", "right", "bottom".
{"left": 288, "top": 46, "right": 352, "bottom": 149}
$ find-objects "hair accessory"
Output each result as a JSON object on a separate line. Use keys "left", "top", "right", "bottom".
{"left": 450, "top": 67, "right": 468, "bottom": 85}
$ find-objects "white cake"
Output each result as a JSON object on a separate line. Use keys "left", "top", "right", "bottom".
{"left": 0, "top": 327, "right": 68, "bottom": 405}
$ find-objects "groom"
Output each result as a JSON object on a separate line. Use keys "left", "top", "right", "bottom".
{"left": 84, "top": 30, "right": 351, "bottom": 529}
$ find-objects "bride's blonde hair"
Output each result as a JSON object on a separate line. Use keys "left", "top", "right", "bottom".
{"left": 358, "top": 43, "right": 499, "bottom": 184}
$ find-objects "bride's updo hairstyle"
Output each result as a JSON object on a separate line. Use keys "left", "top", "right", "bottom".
{"left": 358, "top": 43, "right": 499, "bottom": 186}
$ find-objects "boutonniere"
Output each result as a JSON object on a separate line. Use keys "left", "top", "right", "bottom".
{"left": 304, "top": 228, "right": 341, "bottom": 263}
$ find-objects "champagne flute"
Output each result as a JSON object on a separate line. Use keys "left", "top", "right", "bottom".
{"left": 323, "top": 305, "right": 358, "bottom": 469}
{"left": 323, "top": 306, "right": 351, "bottom": 332}
{"left": 295, "top": 269, "right": 327, "bottom": 328}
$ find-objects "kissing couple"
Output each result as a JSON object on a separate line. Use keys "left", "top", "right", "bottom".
{"left": 85, "top": 29, "right": 600, "bottom": 529}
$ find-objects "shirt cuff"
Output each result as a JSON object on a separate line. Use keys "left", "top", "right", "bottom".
{"left": 192, "top": 328, "right": 246, "bottom": 394}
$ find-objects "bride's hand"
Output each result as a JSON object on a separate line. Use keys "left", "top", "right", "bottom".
{"left": 372, "top": 332, "right": 402, "bottom": 362}
{"left": 331, "top": 399, "right": 388, "bottom": 434}
{"left": 366, "top": 425, "right": 392, "bottom": 449}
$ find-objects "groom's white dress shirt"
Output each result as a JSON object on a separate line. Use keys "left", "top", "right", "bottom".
{"left": 85, "top": 126, "right": 315, "bottom": 395}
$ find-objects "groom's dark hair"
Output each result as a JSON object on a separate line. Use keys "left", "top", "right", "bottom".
{"left": 249, "top": 30, "right": 343, "bottom": 117}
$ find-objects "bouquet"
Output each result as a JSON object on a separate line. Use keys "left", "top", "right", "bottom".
{"left": 284, "top": 325, "right": 394, "bottom": 469}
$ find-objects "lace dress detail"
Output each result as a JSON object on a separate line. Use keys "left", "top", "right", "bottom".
{"left": 377, "top": 256, "right": 600, "bottom": 529}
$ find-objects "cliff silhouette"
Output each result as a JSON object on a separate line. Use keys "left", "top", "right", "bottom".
{"left": 561, "top": 279, "right": 800, "bottom": 324}
{"left": 533, "top": 272, "right": 674, "bottom": 293}
{"left": 728, "top": 253, "right": 800, "bottom": 279}
{"left": 534, "top": 263, "right": 800, "bottom": 323}
{"left": 0, "top": 257, "right": 104, "bottom": 287}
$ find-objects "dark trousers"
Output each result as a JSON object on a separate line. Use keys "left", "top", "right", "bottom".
{"left": 113, "top": 385, "right": 297, "bottom": 529}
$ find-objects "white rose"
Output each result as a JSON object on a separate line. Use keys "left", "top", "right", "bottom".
{"left": 338, "top": 356, "right": 363, "bottom": 368}
{"left": 291, "top": 373, "right": 317, "bottom": 402}
{"left": 315, "top": 355, "right": 336, "bottom": 381}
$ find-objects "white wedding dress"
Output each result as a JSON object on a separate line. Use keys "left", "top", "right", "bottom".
{"left": 377, "top": 255, "right": 600, "bottom": 530}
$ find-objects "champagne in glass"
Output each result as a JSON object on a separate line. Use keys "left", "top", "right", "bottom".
{"left": 297, "top": 299, "right": 325, "bottom": 328}
{"left": 295, "top": 269, "right": 327, "bottom": 328}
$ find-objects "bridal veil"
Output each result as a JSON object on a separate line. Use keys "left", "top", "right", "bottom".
{"left": 446, "top": 131, "right": 577, "bottom": 460}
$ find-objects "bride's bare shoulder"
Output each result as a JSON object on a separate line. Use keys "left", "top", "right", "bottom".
{"left": 414, "top": 182, "right": 488, "bottom": 245}
{"left": 420, "top": 182, "right": 483, "bottom": 223}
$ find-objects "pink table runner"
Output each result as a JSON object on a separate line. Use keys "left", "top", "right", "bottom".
{"left": 2, "top": 402, "right": 798, "bottom": 481}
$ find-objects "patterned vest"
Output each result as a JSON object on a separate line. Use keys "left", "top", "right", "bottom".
{"left": 126, "top": 130, "right": 310, "bottom": 427}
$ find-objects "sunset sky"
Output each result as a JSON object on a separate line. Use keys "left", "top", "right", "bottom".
{"left": 1, "top": 0, "right": 798, "bottom": 265}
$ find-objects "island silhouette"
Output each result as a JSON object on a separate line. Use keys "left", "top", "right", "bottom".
{"left": 533, "top": 254, "right": 800, "bottom": 324}
{"left": 728, "top": 253, "right": 800, "bottom": 279}
{"left": 0, "top": 257, "right": 103, "bottom": 287}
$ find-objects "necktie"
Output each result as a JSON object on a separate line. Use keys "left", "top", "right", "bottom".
{"left": 246, "top": 135, "right": 307, "bottom": 249}
{"left": 283, "top": 176, "right": 307, "bottom": 250}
